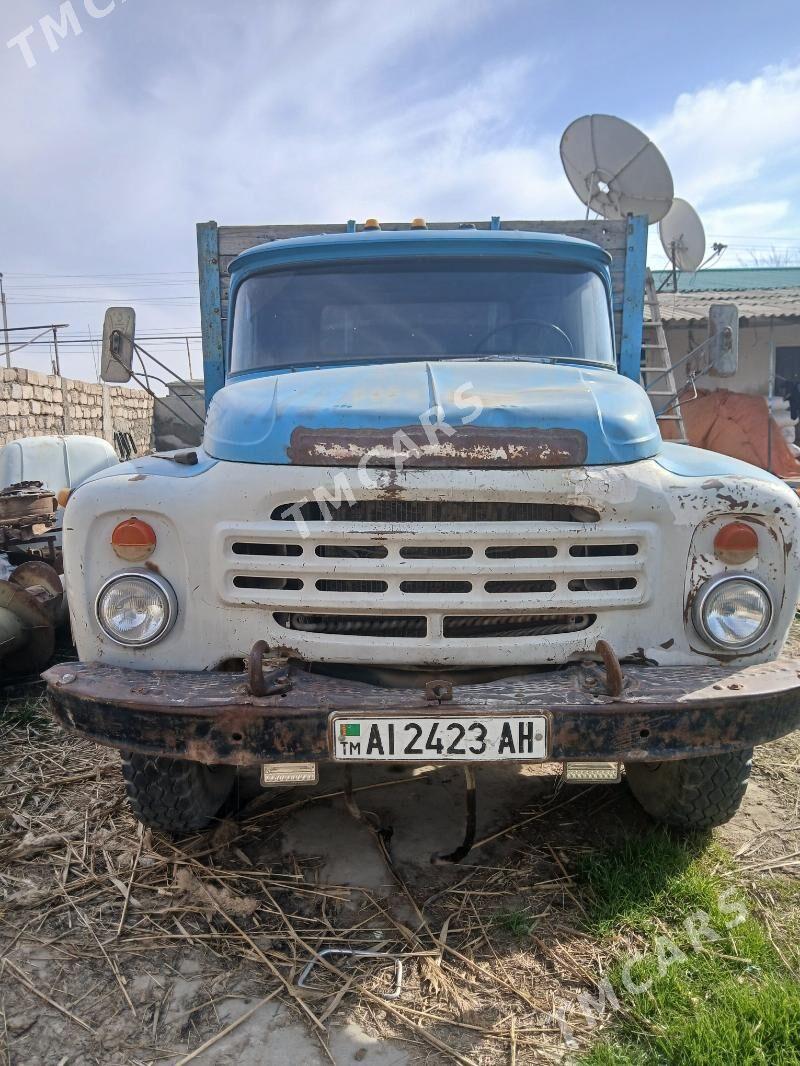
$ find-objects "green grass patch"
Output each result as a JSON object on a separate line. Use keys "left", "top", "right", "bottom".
{"left": 1, "top": 692, "right": 50, "bottom": 728}
{"left": 490, "top": 907, "right": 539, "bottom": 938}
{"left": 574, "top": 831, "right": 800, "bottom": 1065}
{"left": 576, "top": 830, "right": 718, "bottom": 935}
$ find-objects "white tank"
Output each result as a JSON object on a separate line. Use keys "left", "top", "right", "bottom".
{"left": 0, "top": 434, "right": 118, "bottom": 492}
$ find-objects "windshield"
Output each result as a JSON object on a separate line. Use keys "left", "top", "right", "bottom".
{"left": 229, "top": 257, "right": 614, "bottom": 374}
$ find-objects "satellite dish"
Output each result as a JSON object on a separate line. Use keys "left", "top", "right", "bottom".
{"left": 560, "top": 114, "right": 674, "bottom": 222}
{"left": 659, "top": 197, "right": 706, "bottom": 272}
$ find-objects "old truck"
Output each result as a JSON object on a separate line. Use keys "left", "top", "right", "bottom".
{"left": 44, "top": 216, "right": 800, "bottom": 853}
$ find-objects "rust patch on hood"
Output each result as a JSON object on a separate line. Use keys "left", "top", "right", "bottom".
{"left": 287, "top": 424, "right": 588, "bottom": 469}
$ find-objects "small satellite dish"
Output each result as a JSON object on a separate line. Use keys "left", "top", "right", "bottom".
{"left": 560, "top": 114, "right": 674, "bottom": 222}
{"left": 659, "top": 197, "right": 706, "bottom": 272}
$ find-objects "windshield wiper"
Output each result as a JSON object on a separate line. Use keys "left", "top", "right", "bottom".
{"left": 444, "top": 353, "right": 612, "bottom": 368}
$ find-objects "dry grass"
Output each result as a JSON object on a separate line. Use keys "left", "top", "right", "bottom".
{"left": 1, "top": 696, "right": 620, "bottom": 1065}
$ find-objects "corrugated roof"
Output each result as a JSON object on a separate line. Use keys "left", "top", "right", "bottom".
{"left": 654, "top": 287, "right": 800, "bottom": 324}
{"left": 651, "top": 267, "right": 800, "bottom": 292}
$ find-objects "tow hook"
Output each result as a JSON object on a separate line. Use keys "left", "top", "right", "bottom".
{"left": 246, "top": 639, "right": 292, "bottom": 697}
{"left": 425, "top": 679, "right": 453, "bottom": 703}
{"left": 595, "top": 639, "right": 624, "bottom": 697}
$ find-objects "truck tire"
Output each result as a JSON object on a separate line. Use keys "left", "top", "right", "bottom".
{"left": 120, "top": 752, "right": 235, "bottom": 834}
{"left": 624, "top": 749, "right": 752, "bottom": 830}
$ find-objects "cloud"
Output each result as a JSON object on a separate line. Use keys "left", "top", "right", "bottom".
{"left": 701, "top": 200, "right": 792, "bottom": 237}
{"left": 2, "top": 3, "right": 800, "bottom": 381}
{"left": 0, "top": 0, "right": 571, "bottom": 381}
{"left": 649, "top": 63, "right": 800, "bottom": 237}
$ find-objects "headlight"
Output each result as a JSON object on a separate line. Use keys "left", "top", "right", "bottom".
{"left": 693, "top": 575, "right": 772, "bottom": 650}
{"left": 96, "top": 572, "right": 177, "bottom": 647}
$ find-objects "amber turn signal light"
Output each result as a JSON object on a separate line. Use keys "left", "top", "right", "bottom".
{"left": 112, "top": 518, "right": 157, "bottom": 562}
{"left": 713, "top": 522, "right": 758, "bottom": 565}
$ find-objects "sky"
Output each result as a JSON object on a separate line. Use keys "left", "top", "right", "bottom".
{"left": 1, "top": 0, "right": 799, "bottom": 385}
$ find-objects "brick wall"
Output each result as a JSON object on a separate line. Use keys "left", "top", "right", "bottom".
{"left": 108, "top": 385, "right": 155, "bottom": 454}
{"left": 0, "top": 368, "right": 153, "bottom": 454}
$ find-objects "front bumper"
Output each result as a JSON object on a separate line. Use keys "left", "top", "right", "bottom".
{"left": 43, "top": 656, "right": 800, "bottom": 766}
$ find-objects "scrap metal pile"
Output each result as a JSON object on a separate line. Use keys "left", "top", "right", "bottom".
{"left": 0, "top": 482, "right": 64, "bottom": 674}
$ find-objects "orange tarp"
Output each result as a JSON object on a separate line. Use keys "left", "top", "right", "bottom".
{"left": 660, "top": 389, "right": 800, "bottom": 477}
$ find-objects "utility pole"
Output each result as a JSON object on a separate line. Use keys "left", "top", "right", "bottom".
{"left": 185, "top": 336, "right": 194, "bottom": 379}
{"left": 51, "top": 325, "right": 61, "bottom": 376}
{"left": 0, "top": 273, "right": 11, "bottom": 368}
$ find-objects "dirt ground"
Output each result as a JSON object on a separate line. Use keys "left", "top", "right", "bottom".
{"left": 1, "top": 677, "right": 798, "bottom": 1066}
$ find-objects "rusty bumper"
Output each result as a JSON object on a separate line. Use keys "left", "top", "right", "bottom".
{"left": 42, "top": 656, "right": 800, "bottom": 767}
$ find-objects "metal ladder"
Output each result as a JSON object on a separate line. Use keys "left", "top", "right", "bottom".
{"left": 641, "top": 270, "right": 689, "bottom": 444}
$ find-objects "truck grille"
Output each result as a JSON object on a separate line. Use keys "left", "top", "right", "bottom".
{"left": 275, "top": 613, "right": 426, "bottom": 638}
{"left": 219, "top": 498, "right": 650, "bottom": 644}
{"left": 271, "top": 500, "right": 600, "bottom": 524}
{"left": 274, "top": 612, "right": 595, "bottom": 639}
{"left": 442, "top": 614, "right": 594, "bottom": 638}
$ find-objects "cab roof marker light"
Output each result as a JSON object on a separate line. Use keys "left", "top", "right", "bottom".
{"left": 364, "top": 218, "right": 381, "bottom": 231}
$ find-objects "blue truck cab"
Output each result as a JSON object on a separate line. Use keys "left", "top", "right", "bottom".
{"left": 205, "top": 226, "right": 658, "bottom": 469}
{"left": 46, "top": 216, "right": 800, "bottom": 844}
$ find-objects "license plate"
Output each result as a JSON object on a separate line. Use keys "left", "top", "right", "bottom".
{"left": 330, "top": 714, "right": 548, "bottom": 762}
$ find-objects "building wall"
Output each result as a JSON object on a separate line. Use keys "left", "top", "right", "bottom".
{"left": 663, "top": 321, "right": 800, "bottom": 396}
{"left": 0, "top": 368, "right": 153, "bottom": 453}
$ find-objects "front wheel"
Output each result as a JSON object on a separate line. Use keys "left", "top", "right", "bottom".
{"left": 120, "top": 752, "right": 235, "bottom": 834}
{"left": 624, "top": 749, "right": 753, "bottom": 830}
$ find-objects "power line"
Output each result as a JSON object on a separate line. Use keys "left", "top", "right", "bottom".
{"left": 15, "top": 338, "right": 201, "bottom": 346}
{"left": 7, "top": 297, "right": 199, "bottom": 305}
{"left": 7, "top": 283, "right": 197, "bottom": 292}
{"left": 705, "top": 233, "right": 800, "bottom": 242}
{"left": 3, "top": 270, "right": 197, "bottom": 278}
{"left": 0, "top": 327, "right": 199, "bottom": 336}
{"left": 4, "top": 280, "right": 195, "bottom": 286}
